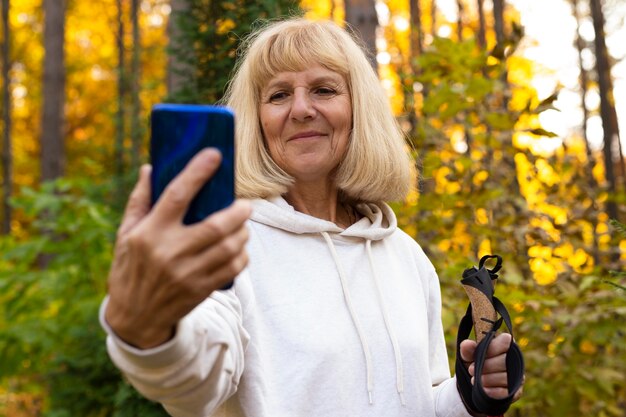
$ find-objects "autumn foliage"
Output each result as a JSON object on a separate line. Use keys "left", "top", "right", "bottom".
{"left": 0, "top": 0, "right": 625, "bottom": 416}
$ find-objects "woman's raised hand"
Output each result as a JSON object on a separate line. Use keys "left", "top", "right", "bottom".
{"left": 104, "top": 148, "right": 251, "bottom": 349}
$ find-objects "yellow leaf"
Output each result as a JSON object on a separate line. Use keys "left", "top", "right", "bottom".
{"left": 513, "top": 302, "right": 525, "bottom": 313}
{"left": 445, "top": 182, "right": 461, "bottom": 194}
{"left": 568, "top": 248, "right": 589, "bottom": 269}
{"left": 592, "top": 161, "right": 605, "bottom": 182}
{"left": 597, "top": 222, "right": 609, "bottom": 234}
{"left": 406, "top": 189, "right": 419, "bottom": 205}
{"left": 554, "top": 242, "right": 574, "bottom": 258}
{"left": 472, "top": 170, "right": 489, "bottom": 187}
{"left": 478, "top": 239, "right": 492, "bottom": 257}
{"left": 518, "top": 337, "right": 529, "bottom": 348}
{"left": 580, "top": 340, "right": 597, "bottom": 355}
{"left": 475, "top": 208, "right": 489, "bottom": 225}
{"left": 535, "top": 158, "right": 558, "bottom": 186}
{"left": 216, "top": 18, "right": 236, "bottom": 35}
{"left": 531, "top": 257, "right": 558, "bottom": 285}
{"left": 437, "top": 239, "right": 451, "bottom": 252}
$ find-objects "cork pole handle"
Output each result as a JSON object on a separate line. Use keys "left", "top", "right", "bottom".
{"left": 461, "top": 261, "right": 499, "bottom": 344}
{"left": 462, "top": 282, "right": 497, "bottom": 344}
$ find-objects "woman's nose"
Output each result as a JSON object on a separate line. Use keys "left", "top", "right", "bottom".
{"left": 290, "top": 89, "right": 316, "bottom": 121}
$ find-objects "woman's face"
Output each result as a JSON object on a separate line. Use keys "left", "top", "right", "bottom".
{"left": 259, "top": 65, "right": 352, "bottom": 185}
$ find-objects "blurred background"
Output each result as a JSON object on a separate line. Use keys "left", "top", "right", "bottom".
{"left": 0, "top": 0, "right": 624, "bottom": 416}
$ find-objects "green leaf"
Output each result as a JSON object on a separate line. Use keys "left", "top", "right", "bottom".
{"left": 526, "top": 128, "right": 559, "bottom": 138}
{"left": 485, "top": 112, "right": 516, "bottom": 130}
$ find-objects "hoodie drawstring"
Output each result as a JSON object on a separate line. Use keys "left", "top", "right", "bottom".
{"left": 321, "top": 232, "right": 406, "bottom": 406}
{"left": 366, "top": 239, "right": 406, "bottom": 406}
{"left": 321, "top": 232, "right": 374, "bottom": 404}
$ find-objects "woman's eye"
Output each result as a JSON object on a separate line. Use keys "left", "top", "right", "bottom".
{"left": 269, "top": 92, "right": 288, "bottom": 102}
{"left": 315, "top": 87, "right": 336, "bottom": 96}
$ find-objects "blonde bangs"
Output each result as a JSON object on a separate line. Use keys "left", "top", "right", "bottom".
{"left": 246, "top": 20, "right": 350, "bottom": 92}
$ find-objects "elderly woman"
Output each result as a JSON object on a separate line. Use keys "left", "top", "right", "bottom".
{"left": 101, "top": 18, "right": 519, "bottom": 417}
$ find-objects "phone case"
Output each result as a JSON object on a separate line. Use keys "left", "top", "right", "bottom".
{"left": 150, "top": 104, "right": 235, "bottom": 225}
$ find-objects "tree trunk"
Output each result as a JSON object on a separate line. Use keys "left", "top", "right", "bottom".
{"left": 41, "top": 0, "right": 66, "bottom": 181}
{"left": 617, "top": 133, "right": 626, "bottom": 193}
{"left": 430, "top": 0, "right": 437, "bottom": 38}
{"left": 573, "top": 0, "right": 593, "bottom": 169}
{"left": 115, "top": 0, "right": 125, "bottom": 178}
{"left": 493, "top": 0, "right": 509, "bottom": 110}
{"left": 344, "top": 0, "right": 378, "bottom": 72}
{"left": 1, "top": 0, "right": 11, "bottom": 234}
{"left": 410, "top": 0, "right": 423, "bottom": 56}
{"left": 491, "top": 0, "right": 532, "bottom": 277}
{"left": 167, "top": 0, "right": 195, "bottom": 98}
{"left": 408, "top": 0, "right": 424, "bottom": 133}
{"left": 456, "top": 0, "right": 464, "bottom": 41}
{"left": 590, "top": 0, "right": 620, "bottom": 219}
{"left": 493, "top": 0, "right": 505, "bottom": 45}
{"left": 476, "top": 0, "right": 486, "bottom": 48}
{"left": 130, "top": 0, "right": 141, "bottom": 167}
{"left": 572, "top": 0, "right": 599, "bottom": 262}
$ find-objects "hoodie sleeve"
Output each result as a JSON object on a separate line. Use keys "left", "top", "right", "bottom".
{"left": 99, "top": 271, "right": 251, "bottom": 417}
{"left": 414, "top": 248, "right": 472, "bottom": 417}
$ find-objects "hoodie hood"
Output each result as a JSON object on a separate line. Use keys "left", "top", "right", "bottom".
{"left": 250, "top": 196, "right": 397, "bottom": 240}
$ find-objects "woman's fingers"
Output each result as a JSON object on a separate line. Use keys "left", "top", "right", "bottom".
{"left": 180, "top": 199, "right": 252, "bottom": 253}
{"left": 480, "top": 385, "right": 510, "bottom": 399}
{"left": 152, "top": 148, "right": 222, "bottom": 224}
{"left": 150, "top": 246, "right": 250, "bottom": 323}
{"left": 464, "top": 333, "right": 511, "bottom": 371}
{"left": 459, "top": 339, "right": 477, "bottom": 364}
{"left": 485, "top": 332, "right": 512, "bottom": 357}
{"left": 460, "top": 333, "right": 524, "bottom": 402}
{"left": 198, "top": 245, "right": 250, "bottom": 291}
{"left": 468, "top": 351, "right": 507, "bottom": 376}
{"left": 476, "top": 371, "right": 524, "bottom": 401}
{"left": 105, "top": 148, "right": 253, "bottom": 350}
{"left": 461, "top": 333, "right": 511, "bottom": 377}
{"left": 176, "top": 223, "right": 250, "bottom": 291}
{"left": 105, "top": 198, "right": 251, "bottom": 348}
{"left": 118, "top": 164, "right": 152, "bottom": 237}
{"left": 472, "top": 370, "right": 508, "bottom": 387}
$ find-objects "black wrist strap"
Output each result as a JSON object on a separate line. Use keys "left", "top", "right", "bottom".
{"left": 455, "top": 297, "right": 525, "bottom": 415}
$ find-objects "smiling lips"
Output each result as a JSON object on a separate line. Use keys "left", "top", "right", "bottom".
{"left": 288, "top": 131, "right": 327, "bottom": 141}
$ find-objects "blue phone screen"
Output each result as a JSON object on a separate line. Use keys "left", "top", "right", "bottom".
{"left": 150, "top": 104, "right": 235, "bottom": 225}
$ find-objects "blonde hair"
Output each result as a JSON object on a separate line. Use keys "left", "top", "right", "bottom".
{"left": 222, "top": 18, "right": 413, "bottom": 202}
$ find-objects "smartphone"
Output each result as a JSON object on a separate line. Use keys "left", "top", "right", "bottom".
{"left": 150, "top": 103, "right": 236, "bottom": 288}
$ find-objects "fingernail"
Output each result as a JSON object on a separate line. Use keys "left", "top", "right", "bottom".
{"left": 233, "top": 199, "right": 252, "bottom": 215}
{"left": 139, "top": 164, "right": 152, "bottom": 180}
{"left": 203, "top": 148, "right": 222, "bottom": 166}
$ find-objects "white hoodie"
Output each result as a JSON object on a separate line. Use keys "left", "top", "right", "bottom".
{"left": 101, "top": 197, "right": 472, "bottom": 417}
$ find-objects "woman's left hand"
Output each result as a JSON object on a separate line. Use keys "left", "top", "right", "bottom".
{"left": 459, "top": 333, "right": 524, "bottom": 401}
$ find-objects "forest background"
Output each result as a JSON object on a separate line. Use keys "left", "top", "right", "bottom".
{"left": 0, "top": 0, "right": 625, "bottom": 416}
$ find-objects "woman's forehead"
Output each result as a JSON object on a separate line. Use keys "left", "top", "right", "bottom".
{"left": 262, "top": 65, "right": 346, "bottom": 87}
{"left": 257, "top": 60, "right": 348, "bottom": 90}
